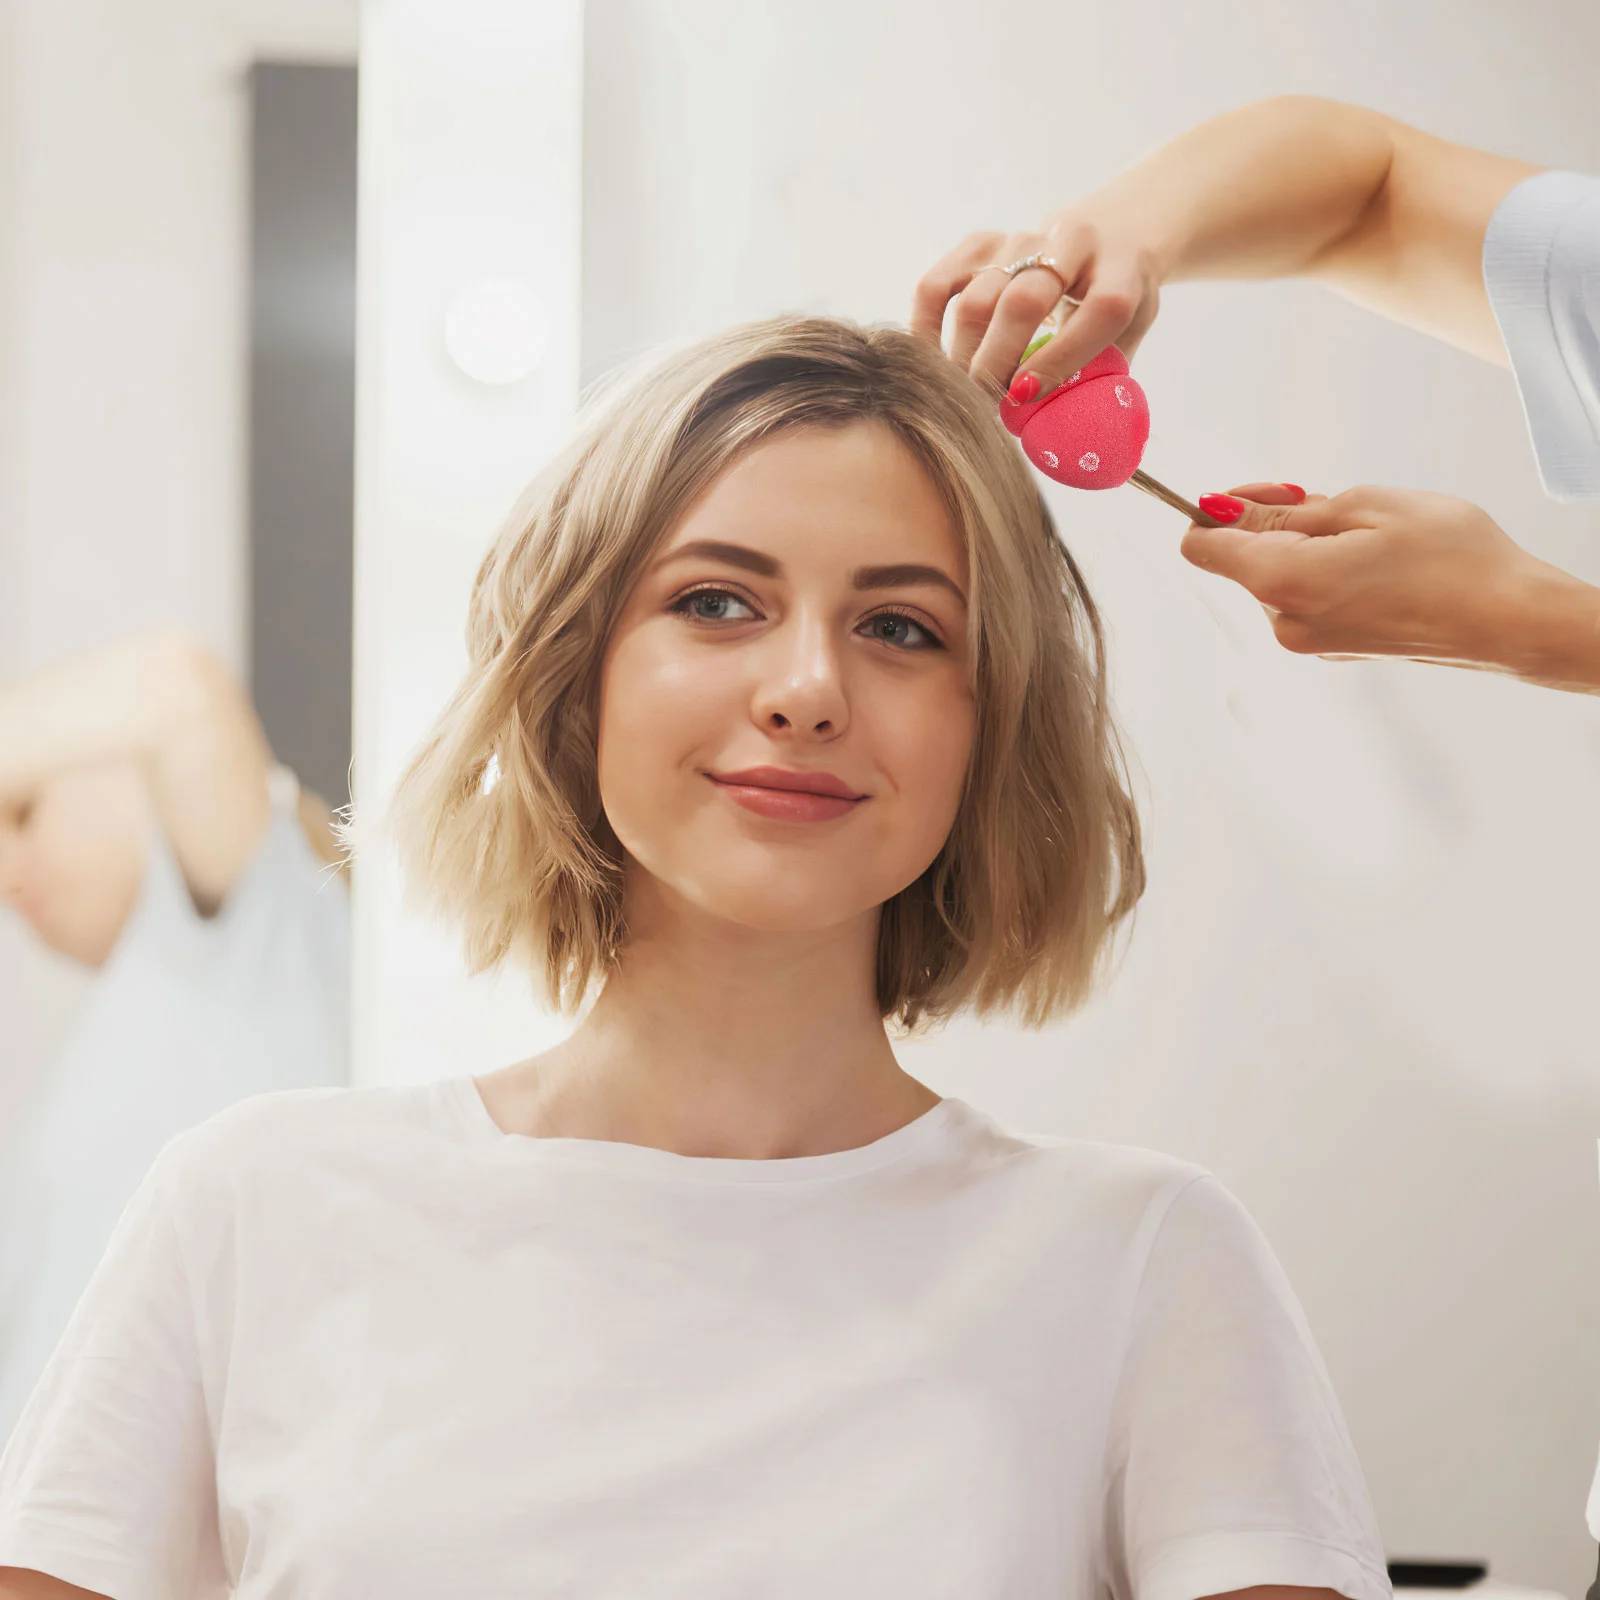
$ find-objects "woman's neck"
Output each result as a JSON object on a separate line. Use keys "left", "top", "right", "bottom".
{"left": 476, "top": 885, "right": 940, "bottom": 1160}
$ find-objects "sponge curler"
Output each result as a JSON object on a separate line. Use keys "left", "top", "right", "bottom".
{"left": 999, "top": 345, "right": 1150, "bottom": 490}
{"left": 998, "top": 340, "right": 1218, "bottom": 525}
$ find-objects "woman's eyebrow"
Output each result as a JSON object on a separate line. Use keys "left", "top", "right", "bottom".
{"left": 853, "top": 564, "right": 967, "bottom": 607}
{"left": 657, "top": 539, "right": 781, "bottom": 577}
{"left": 656, "top": 541, "right": 966, "bottom": 607}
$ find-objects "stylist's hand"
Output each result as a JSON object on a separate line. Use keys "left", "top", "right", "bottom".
{"left": 1181, "top": 484, "right": 1600, "bottom": 693}
{"left": 910, "top": 201, "right": 1164, "bottom": 400}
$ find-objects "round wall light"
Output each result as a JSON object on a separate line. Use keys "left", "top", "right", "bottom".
{"left": 443, "top": 278, "right": 549, "bottom": 385}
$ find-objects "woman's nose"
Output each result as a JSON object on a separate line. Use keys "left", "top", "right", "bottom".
{"left": 750, "top": 621, "right": 849, "bottom": 740}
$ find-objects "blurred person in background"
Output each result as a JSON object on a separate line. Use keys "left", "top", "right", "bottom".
{"left": 916, "top": 94, "right": 1600, "bottom": 695}
{"left": 0, "top": 632, "right": 349, "bottom": 1440}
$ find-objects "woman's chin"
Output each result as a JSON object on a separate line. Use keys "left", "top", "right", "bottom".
{"left": 653, "top": 863, "right": 898, "bottom": 938}
{"left": 621, "top": 843, "right": 927, "bottom": 937}
{"left": 700, "top": 885, "right": 878, "bottom": 936}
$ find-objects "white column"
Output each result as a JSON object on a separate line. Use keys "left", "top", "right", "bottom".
{"left": 352, "top": 0, "right": 583, "bottom": 1086}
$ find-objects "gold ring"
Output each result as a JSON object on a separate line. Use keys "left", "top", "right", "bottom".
{"left": 1002, "top": 253, "right": 1070, "bottom": 294}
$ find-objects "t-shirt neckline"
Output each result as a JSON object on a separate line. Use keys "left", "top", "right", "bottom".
{"left": 438, "top": 1075, "right": 966, "bottom": 1186}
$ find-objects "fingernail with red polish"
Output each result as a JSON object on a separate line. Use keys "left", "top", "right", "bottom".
{"left": 1007, "top": 372, "right": 1041, "bottom": 405}
{"left": 1281, "top": 483, "right": 1305, "bottom": 501}
{"left": 1198, "top": 494, "right": 1244, "bottom": 524}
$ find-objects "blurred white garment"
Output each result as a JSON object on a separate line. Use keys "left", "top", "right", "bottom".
{"left": 1484, "top": 170, "right": 1600, "bottom": 502}
{"left": 0, "top": 1083, "right": 1385, "bottom": 1600}
{"left": 0, "top": 779, "right": 349, "bottom": 1439}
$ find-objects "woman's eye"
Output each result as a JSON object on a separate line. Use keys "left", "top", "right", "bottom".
{"left": 861, "top": 611, "right": 940, "bottom": 651}
{"left": 674, "top": 587, "right": 758, "bottom": 624}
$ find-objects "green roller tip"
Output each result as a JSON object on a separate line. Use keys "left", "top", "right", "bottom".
{"left": 1022, "top": 332, "right": 1054, "bottom": 362}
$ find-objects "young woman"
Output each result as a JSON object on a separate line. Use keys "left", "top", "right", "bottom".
{"left": 0, "top": 635, "right": 348, "bottom": 1444}
{"left": 0, "top": 318, "right": 1386, "bottom": 1600}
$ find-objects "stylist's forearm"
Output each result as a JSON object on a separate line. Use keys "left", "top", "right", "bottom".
{"left": 1081, "top": 97, "right": 1396, "bottom": 286}
{"left": 1497, "top": 565, "right": 1600, "bottom": 694}
{"left": 1073, "top": 97, "right": 1535, "bottom": 363}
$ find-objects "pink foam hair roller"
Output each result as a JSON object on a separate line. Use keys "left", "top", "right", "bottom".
{"left": 1000, "top": 343, "right": 1220, "bottom": 527}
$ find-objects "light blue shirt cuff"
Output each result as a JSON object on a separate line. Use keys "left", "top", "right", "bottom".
{"left": 1483, "top": 169, "right": 1600, "bottom": 501}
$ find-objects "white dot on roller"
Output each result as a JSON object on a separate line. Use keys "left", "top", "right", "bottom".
{"left": 1041, "top": 449, "right": 1060, "bottom": 468}
{"left": 1067, "top": 370, "right": 1082, "bottom": 385}
{"left": 1114, "top": 384, "right": 1132, "bottom": 407}
{"left": 1078, "top": 451, "right": 1100, "bottom": 472}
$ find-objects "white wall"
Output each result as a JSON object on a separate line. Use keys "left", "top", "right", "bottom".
{"left": 0, "top": 0, "right": 358, "bottom": 1119}
{"left": 575, "top": 2, "right": 1600, "bottom": 1592}
{"left": 351, "top": 0, "right": 583, "bottom": 1087}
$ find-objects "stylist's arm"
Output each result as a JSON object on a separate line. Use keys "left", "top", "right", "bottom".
{"left": 917, "top": 94, "right": 1600, "bottom": 696}
{"left": 914, "top": 94, "right": 1536, "bottom": 396}
{"left": 1183, "top": 484, "right": 1600, "bottom": 694}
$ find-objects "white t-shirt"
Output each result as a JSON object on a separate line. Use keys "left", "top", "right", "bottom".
{"left": 0, "top": 1080, "right": 1388, "bottom": 1600}
{"left": 1483, "top": 170, "right": 1600, "bottom": 501}
{"left": 0, "top": 780, "right": 349, "bottom": 1442}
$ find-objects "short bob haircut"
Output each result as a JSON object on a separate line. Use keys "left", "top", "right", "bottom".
{"left": 392, "top": 315, "right": 1143, "bottom": 1031}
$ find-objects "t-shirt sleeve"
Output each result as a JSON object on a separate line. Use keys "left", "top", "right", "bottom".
{"left": 1103, "top": 1175, "right": 1390, "bottom": 1600}
{"left": 0, "top": 1135, "right": 226, "bottom": 1600}
{"left": 1483, "top": 169, "right": 1600, "bottom": 501}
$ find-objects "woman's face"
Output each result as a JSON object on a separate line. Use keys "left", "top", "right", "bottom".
{"left": 598, "top": 421, "right": 976, "bottom": 936}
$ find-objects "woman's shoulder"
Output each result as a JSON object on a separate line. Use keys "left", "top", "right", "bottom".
{"left": 156, "top": 1079, "right": 464, "bottom": 1193}
{"left": 951, "top": 1100, "right": 1217, "bottom": 1222}
{"left": 950, "top": 1108, "right": 1294, "bottom": 1292}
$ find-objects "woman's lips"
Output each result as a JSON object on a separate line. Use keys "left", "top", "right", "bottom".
{"left": 707, "top": 767, "right": 867, "bottom": 823}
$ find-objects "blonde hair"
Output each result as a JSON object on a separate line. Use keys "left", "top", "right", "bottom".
{"left": 392, "top": 315, "right": 1143, "bottom": 1030}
